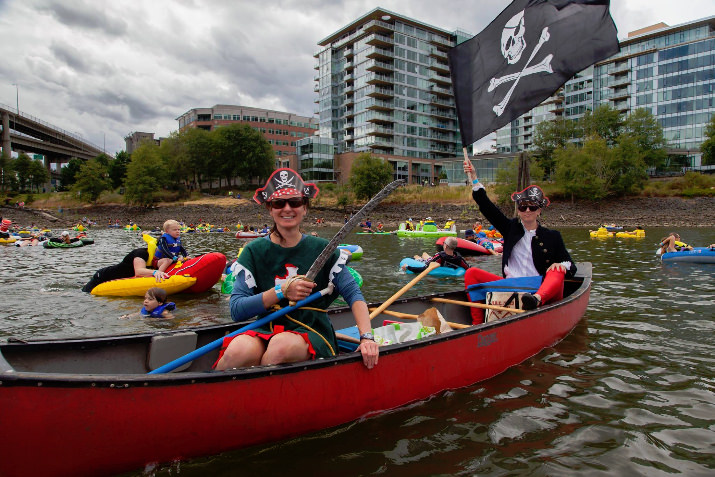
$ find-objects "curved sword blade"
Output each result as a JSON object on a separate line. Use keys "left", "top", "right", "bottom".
{"left": 305, "top": 179, "right": 404, "bottom": 281}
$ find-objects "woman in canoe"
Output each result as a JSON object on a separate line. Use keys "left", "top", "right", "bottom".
{"left": 463, "top": 162, "right": 577, "bottom": 321}
{"left": 215, "top": 168, "right": 379, "bottom": 371}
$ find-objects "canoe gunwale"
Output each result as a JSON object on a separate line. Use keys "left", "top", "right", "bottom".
{"left": 0, "top": 263, "right": 592, "bottom": 388}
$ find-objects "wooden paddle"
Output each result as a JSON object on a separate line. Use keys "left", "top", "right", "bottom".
{"left": 369, "top": 261, "right": 440, "bottom": 319}
{"left": 430, "top": 297, "right": 525, "bottom": 314}
{"left": 369, "top": 308, "right": 471, "bottom": 329}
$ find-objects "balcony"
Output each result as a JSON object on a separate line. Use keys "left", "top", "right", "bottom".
{"left": 430, "top": 108, "right": 456, "bottom": 120}
{"left": 428, "top": 70, "right": 452, "bottom": 86}
{"left": 430, "top": 131, "right": 454, "bottom": 143}
{"left": 609, "top": 88, "right": 629, "bottom": 101}
{"left": 429, "top": 143, "right": 457, "bottom": 154}
{"left": 365, "top": 85, "right": 394, "bottom": 99}
{"left": 366, "top": 124, "right": 395, "bottom": 137}
{"left": 428, "top": 34, "right": 452, "bottom": 48}
{"left": 366, "top": 46, "right": 394, "bottom": 60}
{"left": 428, "top": 58, "right": 450, "bottom": 75}
{"left": 608, "top": 77, "right": 631, "bottom": 88}
{"left": 366, "top": 111, "right": 394, "bottom": 124}
{"left": 429, "top": 122, "right": 453, "bottom": 131}
{"left": 365, "top": 59, "right": 394, "bottom": 73}
{"left": 364, "top": 19, "right": 395, "bottom": 34}
{"left": 366, "top": 136, "right": 396, "bottom": 148}
{"left": 428, "top": 47, "right": 448, "bottom": 60}
{"left": 365, "top": 72, "right": 393, "bottom": 85}
{"left": 365, "top": 33, "right": 393, "bottom": 47}
{"left": 429, "top": 85, "right": 453, "bottom": 97}
{"left": 429, "top": 96, "right": 455, "bottom": 108}
{"left": 365, "top": 98, "right": 394, "bottom": 111}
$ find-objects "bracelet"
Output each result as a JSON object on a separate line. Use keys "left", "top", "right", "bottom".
{"left": 274, "top": 283, "right": 284, "bottom": 301}
{"left": 472, "top": 178, "right": 480, "bottom": 184}
{"left": 153, "top": 270, "right": 158, "bottom": 276}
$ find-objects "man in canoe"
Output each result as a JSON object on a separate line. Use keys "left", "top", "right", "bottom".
{"left": 214, "top": 168, "right": 379, "bottom": 371}
{"left": 81, "top": 248, "right": 167, "bottom": 293}
{"left": 463, "top": 162, "right": 577, "bottom": 320}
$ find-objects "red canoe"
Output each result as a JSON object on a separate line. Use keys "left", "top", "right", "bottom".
{"left": 436, "top": 236, "right": 502, "bottom": 255}
{"left": 0, "top": 264, "right": 591, "bottom": 477}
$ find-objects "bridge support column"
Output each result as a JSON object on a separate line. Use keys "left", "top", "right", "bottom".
{"left": 1, "top": 111, "right": 10, "bottom": 157}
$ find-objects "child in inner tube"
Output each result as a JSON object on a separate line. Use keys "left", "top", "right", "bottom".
{"left": 121, "top": 287, "right": 175, "bottom": 319}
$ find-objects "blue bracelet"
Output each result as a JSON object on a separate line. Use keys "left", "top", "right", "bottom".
{"left": 472, "top": 179, "right": 480, "bottom": 184}
{"left": 274, "top": 283, "right": 284, "bottom": 301}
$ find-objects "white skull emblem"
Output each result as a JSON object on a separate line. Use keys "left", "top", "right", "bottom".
{"left": 501, "top": 10, "right": 526, "bottom": 65}
{"left": 279, "top": 171, "right": 289, "bottom": 184}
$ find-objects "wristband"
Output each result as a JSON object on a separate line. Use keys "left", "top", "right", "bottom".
{"left": 153, "top": 270, "right": 158, "bottom": 276}
{"left": 472, "top": 179, "right": 480, "bottom": 184}
{"left": 274, "top": 283, "right": 284, "bottom": 301}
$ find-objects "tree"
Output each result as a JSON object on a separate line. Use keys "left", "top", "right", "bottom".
{"left": 533, "top": 118, "right": 577, "bottom": 179}
{"left": 621, "top": 108, "right": 667, "bottom": 169}
{"left": 554, "top": 139, "right": 611, "bottom": 200}
{"left": 124, "top": 143, "right": 169, "bottom": 205}
{"left": 60, "top": 158, "right": 84, "bottom": 190}
{"left": 215, "top": 123, "right": 273, "bottom": 188}
{"left": 13, "top": 153, "right": 32, "bottom": 191}
{"left": 108, "top": 151, "right": 130, "bottom": 188}
{"left": 580, "top": 104, "right": 622, "bottom": 146}
{"left": 72, "top": 159, "right": 111, "bottom": 202}
{"left": 182, "top": 127, "right": 214, "bottom": 189}
{"left": 349, "top": 153, "right": 394, "bottom": 200}
{"left": 28, "top": 159, "right": 50, "bottom": 192}
{"left": 158, "top": 133, "right": 191, "bottom": 188}
{"left": 610, "top": 135, "right": 649, "bottom": 195}
{"left": 554, "top": 135, "right": 648, "bottom": 199}
{"left": 701, "top": 113, "right": 715, "bottom": 166}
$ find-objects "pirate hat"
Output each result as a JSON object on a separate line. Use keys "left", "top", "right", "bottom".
{"left": 511, "top": 185, "right": 550, "bottom": 208}
{"left": 253, "top": 168, "right": 319, "bottom": 205}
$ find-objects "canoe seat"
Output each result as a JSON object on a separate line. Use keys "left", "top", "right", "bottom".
{"left": 147, "top": 332, "right": 198, "bottom": 372}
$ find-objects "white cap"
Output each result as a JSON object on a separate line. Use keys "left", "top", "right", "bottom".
{"left": 61, "top": 231, "right": 70, "bottom": 237}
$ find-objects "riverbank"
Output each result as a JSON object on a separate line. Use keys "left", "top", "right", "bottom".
{"left": 2, "top": 194, "right": 714, "bottom": 231}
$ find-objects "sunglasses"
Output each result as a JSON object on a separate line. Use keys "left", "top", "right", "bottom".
{"left": 517, "top": 204, "right": 540, "bottom": 212}
{"left": 269, "top": 197, "right": 306, "bottom": 209}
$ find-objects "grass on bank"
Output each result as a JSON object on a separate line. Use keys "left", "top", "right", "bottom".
{"left": 2, "top": 173, "right": 713, "bottom": 210}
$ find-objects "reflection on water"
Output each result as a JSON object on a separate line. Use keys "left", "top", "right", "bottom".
{"left": 2, "top": 226, "right": 714, "bottom": 475}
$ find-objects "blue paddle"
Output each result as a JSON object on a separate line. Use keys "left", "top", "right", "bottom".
{"left": 148, "top": 286, "right": 333, "bottom": 374}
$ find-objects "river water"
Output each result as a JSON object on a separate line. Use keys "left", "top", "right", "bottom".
{"left": 1, "top": 227, "right": 714, "bottom": 476}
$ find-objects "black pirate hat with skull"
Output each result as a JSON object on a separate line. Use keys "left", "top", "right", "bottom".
{"left": 510, "top": 185, "right": 550, "bottom": 208}
{"left": 253, "top": 168, "right": 319, "bottom": 204}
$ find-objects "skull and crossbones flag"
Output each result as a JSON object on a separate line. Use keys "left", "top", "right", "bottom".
{"left": 448, "top": 0, "right": 619, "bottom": 146}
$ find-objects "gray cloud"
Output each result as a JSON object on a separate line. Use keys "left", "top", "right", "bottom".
{"left": 37, "top": 0, "right": 128, "bottom": 36}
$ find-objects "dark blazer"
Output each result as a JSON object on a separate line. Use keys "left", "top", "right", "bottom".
{"left": 472, "top": 188, "right": 577, "bottom": 278}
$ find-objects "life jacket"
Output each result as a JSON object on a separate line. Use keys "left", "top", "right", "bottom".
{"left": 140, "top": 302, "right": 176, "bottom": 318}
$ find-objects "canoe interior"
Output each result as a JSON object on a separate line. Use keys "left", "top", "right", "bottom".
{"left": 0, "top": 263, "right": 592, "bottom": 379}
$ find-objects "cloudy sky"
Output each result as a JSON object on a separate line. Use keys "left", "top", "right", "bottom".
{"left": 0, "top": 0, "right": 712, "bottom": 156}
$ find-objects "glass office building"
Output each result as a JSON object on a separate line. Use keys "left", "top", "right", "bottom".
{"left": 314, "top": 8, "right": 471, "bottom": 161}
{"left": 495, "top": 16, "right": 715, "bottom": 167}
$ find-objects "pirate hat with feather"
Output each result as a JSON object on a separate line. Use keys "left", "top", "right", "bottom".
{"left": 253, "top": 168, "right": 319, "bottom": 205}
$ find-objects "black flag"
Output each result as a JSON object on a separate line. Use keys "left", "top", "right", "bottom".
{"left": 448, "top": 0, "right": 619, "bottom": 146}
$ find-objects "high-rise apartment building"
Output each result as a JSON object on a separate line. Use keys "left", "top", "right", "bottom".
{"left": 314, "top": 8, "right": 471, "bottom": 161}
{"left": 496, "top": 16, "right": 715, "bottom": 167}
{"left": 176, "top": 105, "right": 318, "bottom": 160}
